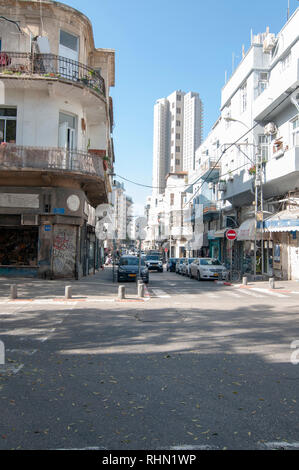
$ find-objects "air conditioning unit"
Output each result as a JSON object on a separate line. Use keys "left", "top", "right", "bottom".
{"left": 21, "top": 214, "right": 39, "bottom": 226}
{"left": 264, "top": 122, "right": 277, "bottom": 136}
{"left": 263, "top": 34, "right": 277, "bottom": 53}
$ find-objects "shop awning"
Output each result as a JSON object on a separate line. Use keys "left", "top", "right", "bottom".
{"left": 214, "top": 229, "right": 227, "bottom": 238}
{"left": 237, "top": 218, "right": 256, "bottom": 240}
{"left": 264, "top": 209, "right": 299, "bottom": 232}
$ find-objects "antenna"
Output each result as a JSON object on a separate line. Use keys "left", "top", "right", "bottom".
{"left": 287, "top": 0, "right": 290, "bottom": 20}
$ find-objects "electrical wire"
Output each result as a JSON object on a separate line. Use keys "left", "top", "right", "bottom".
{"left": 114, "top": 85, "right": 299, "bottom": 202}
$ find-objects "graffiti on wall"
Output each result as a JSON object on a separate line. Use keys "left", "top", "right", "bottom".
{"left": 52, "top": 226, "right": 76, "bottom": 276}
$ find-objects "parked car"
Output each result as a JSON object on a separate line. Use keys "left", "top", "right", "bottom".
{"left": 189, "top": 258, "right": 228, "bottom": 281}
{"left": 117, "top": 255, "right": 149, "bottom": 283}
{"left": 175, "top": 258, "right": 186, "bottom": 274}
{"left": 166, "top": 258, "right": 178, "bottom": 272}
{"left": 180, "top": 258, "right": 197, "bottom": 277}
{"left": 145, "top": 254, "right": 163, "bottom": 272}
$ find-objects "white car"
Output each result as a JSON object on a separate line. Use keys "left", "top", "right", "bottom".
{"left": 145, "top": 255, "right": 163, "bottom": 272}
{"left": 190, "top": 258, "right": 228, "bottom": 281}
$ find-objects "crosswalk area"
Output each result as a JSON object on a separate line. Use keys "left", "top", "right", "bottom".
{"left": 149, "top": 284, "right": 299, "bottom": 302}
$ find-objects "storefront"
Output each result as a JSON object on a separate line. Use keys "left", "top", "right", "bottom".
{"left": 0, "top": 226, "right": 38, "bottom": 276}
{"left": 208, "top": 229, "right": 225, "bottom": 261}
{"left": 264, "top": 209, "right": 299, "bottom": 280}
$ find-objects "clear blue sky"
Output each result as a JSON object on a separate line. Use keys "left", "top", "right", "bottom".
{"left": 60, "top": 0, "right": 298, "bottom": 215}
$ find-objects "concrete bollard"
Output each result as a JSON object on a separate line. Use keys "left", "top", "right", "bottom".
{"left": 118, "top": 285, "right": 125, "bottom": 300}
{"left": 269, "top": 277, "right": 275, "bottom": 289}
{"left": 65, "top": 286, "right": 72, "bottom": 299}
{"left": 242, "top": 276, "right": 248, "bottom": 285}
{"left": 138, "top": 282, "right": 145, "bottom": 298}
{"left": 10, "top": 284, "right": 17, "bottom": 299}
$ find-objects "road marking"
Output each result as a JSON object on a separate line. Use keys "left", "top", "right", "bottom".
{"left": 250, "top": 287, "right": 288, "bottom": 298}
{"left": 226, "top": 291, "right": 242, "bottom": 298}
{"left": 151, "top": 289, "right": 171, "bottom": 298}
{"left": 0, "top": 364, "right": 24, "bottom": 375}
{"left": 7, "top": 349, "right": 37, "bottom": 356}
{"left": 239, "top": 289, "right": 263, "bottom": 298}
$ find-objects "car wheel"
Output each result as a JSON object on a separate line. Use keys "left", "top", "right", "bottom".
{"left": 197, "top": 270, "right": 201, "bottom": 281}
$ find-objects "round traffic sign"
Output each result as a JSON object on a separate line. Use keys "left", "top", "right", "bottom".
{"left": 226, "top": 229, "right": 237, "bottom": 240}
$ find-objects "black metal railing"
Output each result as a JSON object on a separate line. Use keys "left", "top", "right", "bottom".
{"left": 0, "top": 51, "right": 105, "bottom": 97}
{"left": 0, "top": 143, "right": 105, "bottom": 179}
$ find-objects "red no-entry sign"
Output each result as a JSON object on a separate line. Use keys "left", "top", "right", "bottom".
{"left": 226, "top": 229, "right": 237, "bottom": 240}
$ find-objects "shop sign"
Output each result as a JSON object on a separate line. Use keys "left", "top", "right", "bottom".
{"left": 44, "top": 225, "right": 52, "bottom": 232}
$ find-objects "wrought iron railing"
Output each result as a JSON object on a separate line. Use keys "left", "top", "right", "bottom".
{"left": 0, "top": 144, "right": 105, "bottom": 179}
{"left": 0, "top": 51, "right": 105, "bottom": 96}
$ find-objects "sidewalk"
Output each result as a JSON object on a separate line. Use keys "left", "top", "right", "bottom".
{"left": 233, "top": 278, "right": 299, "bottom": 293}
{"left": 0, "top": 266, "right": 149, "bottom": 302}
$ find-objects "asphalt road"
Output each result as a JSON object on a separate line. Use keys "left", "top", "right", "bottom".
{"left": 0, "top": 269, "right": 299, "bottom": 450}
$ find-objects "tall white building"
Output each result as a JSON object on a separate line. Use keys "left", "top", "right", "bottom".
{"left": 152, "top": 90, "right": 203, "bottom": 194}
{"left": 183, "top": 92, "right": 203, "bottom": 172}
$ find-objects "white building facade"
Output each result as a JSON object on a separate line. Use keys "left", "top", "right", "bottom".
{"left": 188, "top": 8, "right": 299, "bottom": 280}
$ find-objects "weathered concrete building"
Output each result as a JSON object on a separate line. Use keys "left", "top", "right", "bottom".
{"left": 0, "top": 0, "right": 115, "bottom": 278}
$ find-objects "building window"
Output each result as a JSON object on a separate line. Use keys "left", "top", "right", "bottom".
{"left": 240, "top": 82, "right": 247, "bottom": 113}
{"left": 176, "top": 120, "right": 181, "bottom": 126}
{"left": 258, "top": 134, "right": 270, "bottom": 161}
{"left": 170, "top": 193, "right": 174, "bottom": 206}
{"left": 176, "top": 146, "right": 180, "bottom": 152}
{"left": 177, "top": 95, "right": 181, "bottom": 101}
{"left": 176, "top": 133, "right": 180, "bottom": 139}
{"left": 281, "top": 52, "right": 291, "bottom": 72}
{"left": 177, "top": 108, "right": 181, "bottom": 114}
{"left": 175, "top": 159, "right": 180, "bottom": 165}
{"left": 257, "top": 72, "right": 269, "bottom": 96}
{"left": 0, "top": 107, "right": 17, "bottom": 143}
{"left": 291, "top": 116, "right": 299, "bottom": 146}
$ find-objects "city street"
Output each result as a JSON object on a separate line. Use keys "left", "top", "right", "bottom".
{"left": 0, "top": 267, "right": 299, "bottom": 450}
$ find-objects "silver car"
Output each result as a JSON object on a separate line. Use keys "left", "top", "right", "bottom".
{"left": 175, "top": 258, "right": 186, "bottom": 274}
{"left": 190, "top": 258, "right": 228, "bottom": 281}
{"left": 180, "top": 258, "right": 197, "bottom": 277}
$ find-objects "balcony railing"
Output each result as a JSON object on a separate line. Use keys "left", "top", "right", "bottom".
{"left": 0, "top": 144, "right": 105, "bottom": 179}
{"left": 0, "top": 51, "right": 105, "bottom": 97}
{"left": 199, "top": 157, "right": 221, "bottom": 182}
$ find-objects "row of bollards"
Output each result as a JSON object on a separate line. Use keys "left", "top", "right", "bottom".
{"left": 118, "top": 280, "right": 145, "bottom": 300}
{"left": 9, "top": 284, "right": 73, "bottom": 300}
{"left": 242, "top": 276, "right": 275, "bottom": 289}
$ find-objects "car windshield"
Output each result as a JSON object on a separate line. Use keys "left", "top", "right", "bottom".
{"left": 146, "top": 255, "right": 160, "bottom": 260}
{"left": 120, "top": 257, "right": 145, "bottom": 266}
{"left": 200, "top": 258, "right": 222, "bottom": 266}
{"left": 188, "top": 258, "right": 196, "bottom": 264}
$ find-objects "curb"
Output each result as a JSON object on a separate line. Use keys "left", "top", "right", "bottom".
{"left": 238, "top": 284, "right": 292, "bottom": 293}
{"left": 214, "top": 281, "right": 232, "bottom": 286}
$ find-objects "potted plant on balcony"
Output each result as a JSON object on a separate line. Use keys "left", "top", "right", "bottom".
{"left": 248, "top": 165, "right": 256, "bottom": 175}
{"left": 102, "top": 156, "right": 109, "bottom": 171}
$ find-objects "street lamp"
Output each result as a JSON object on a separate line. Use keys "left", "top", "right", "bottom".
{"left": 223, "top": 116, "right": 263, "bottom": 278}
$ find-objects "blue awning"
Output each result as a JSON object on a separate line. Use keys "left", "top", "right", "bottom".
{"left": 264, "top": 209, "right": 299, "bottom": 232}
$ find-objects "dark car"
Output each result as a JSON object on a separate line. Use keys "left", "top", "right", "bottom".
{"left": 117, "top": 255, "right": 149, "bottom": 283}
{"left": 166, "top": 258, "right": 178, "bottom": 272}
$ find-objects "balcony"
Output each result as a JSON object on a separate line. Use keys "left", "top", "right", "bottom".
{"left": 0, "top": 144, "right": 107, "bottom": 205}
{"left": 198, "top": 157, "right": 221, "bottom": 182}
{"left": 0, "top": 52, "right": 105, "bottom": 98}
{"left": 203, "top": 202, "right": 220, "bottom": 221}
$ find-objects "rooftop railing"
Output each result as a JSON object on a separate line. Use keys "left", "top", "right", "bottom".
{"left": 0, "top": 51, "right": 105, "bottom": 97}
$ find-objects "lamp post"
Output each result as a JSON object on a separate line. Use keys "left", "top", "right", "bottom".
{"left": 223, "top": 117, "right": 263, "bottom": 278}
